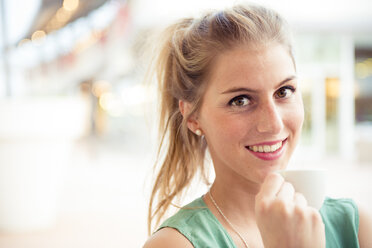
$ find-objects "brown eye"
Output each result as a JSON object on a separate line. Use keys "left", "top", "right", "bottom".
{"left": 276, "top": 87, "right": 295, "bottom": 99}
{"left": 230, "top": 95, "right": 250, "bottom": 106}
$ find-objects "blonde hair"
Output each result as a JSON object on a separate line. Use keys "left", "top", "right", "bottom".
{"left": 147, "top": 3, "right": 294, "bottom": 234}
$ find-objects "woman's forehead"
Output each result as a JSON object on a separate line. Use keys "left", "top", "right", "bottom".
{"left": 206, "top": 44, "right": 296, "bottom": 93}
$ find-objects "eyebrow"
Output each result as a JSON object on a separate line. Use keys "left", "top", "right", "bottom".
{"left": 221, "top": 75, "right": 297, "bottom": 94}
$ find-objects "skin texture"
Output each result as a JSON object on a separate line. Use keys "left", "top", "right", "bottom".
{"left": 358, "top": 203, "right": 372, "bottom": 247}
{"left": 197, "top": 44, "right": 304, "bottom": 190}
{"left": 144, "top": 43, "right": 371, "bottom": 247}
{"left": 144, "top": 227, "right": 193, "bottom": 248}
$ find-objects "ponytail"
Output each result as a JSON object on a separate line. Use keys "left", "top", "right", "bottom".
{"left": 147, "top": 19, "right": 209, "bottom": 234}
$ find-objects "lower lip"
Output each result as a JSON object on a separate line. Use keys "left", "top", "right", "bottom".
{"left": 246, "top": 139, "right": 287, "bottom": 161}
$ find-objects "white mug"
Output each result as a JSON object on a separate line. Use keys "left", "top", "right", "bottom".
{"left": 278, "top": 169, "right": 327, "bottom": 209}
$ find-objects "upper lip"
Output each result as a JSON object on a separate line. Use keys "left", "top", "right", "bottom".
{"left": 246, "top": 138, "right": 287, "bottom": 147}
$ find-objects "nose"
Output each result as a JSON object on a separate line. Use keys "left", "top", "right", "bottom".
{"left": 256, "top": 100, "right": 284, "bottom": 134}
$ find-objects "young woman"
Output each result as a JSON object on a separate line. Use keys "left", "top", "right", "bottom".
{"left": 143, "top": 4, "right": 372, "bottom": 248}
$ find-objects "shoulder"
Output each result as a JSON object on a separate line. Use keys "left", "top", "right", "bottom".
{"left": 320, "top": 197, "right": 359, "bottom": 226}
{"left": 160, "top": 198, "right": 210, "bottom": 229}
{"left": 322, "top": 197, "right": 358, "bottom": 208}
{"left": 144, "top": 196, "right": 233, "bottom": 247}
{"left": 143, "top": 227, "right": 194, "bottom": 248}
{"left": 144, "top": 197, "right": 207, "bottom": 248}
{"left": 321, "top": 197, "right": 359, "bottom": 219}
{"left": 357, "top": 201, "right": 372, "bottom": 248}
{"left": 320, "top": 197, "right": 360, "bottom": 246}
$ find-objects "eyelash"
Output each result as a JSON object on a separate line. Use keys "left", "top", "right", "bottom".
{"left": 228, "top": 95, "right": 251, "bottom": 107}
{"left": 276, "top": 86, "right": 296, "bottom": 99}
{"left": 227, "top": 85, "right": 297, "bottom": 107}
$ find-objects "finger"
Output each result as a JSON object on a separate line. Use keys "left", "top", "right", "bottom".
{"left": 293, "top": 192, "right": 307, "bottom": 207}
{"left": 258, "top": 173, "right": 285, "bottom": 200}
{"left": 276, "top": 182, "right": 295, "bottom": 202}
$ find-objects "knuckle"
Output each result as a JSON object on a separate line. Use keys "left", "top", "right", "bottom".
{"left": 256, "top": 199, "right": 270, "bottom": 214}
{"left": 294, "top": 192, "right": 308, "bottom": 204}
{"left": 267, "top": 172, "right": 284, "bottom": 183}
{"left": 274, "top": 172, "right": 284, "bottom": 181}
{"left": 294, "top": 205, "right": 306, "bottom": 220}
{"left": 273, "top": 199, "right": 289, "bottom": 216}
{"left": 284, "top": 182, "right": 295, "bottom": 192}
{"left": 309, "top": 208, "right": 323, "bottom": 223}
{"left": 294, "top": 192, "right": 305, "bottom": 200}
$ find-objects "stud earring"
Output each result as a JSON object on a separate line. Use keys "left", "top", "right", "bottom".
{"left": 195, "top": 129, "right": 202, "bottom": 136}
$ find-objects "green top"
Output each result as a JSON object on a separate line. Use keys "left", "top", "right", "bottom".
{"left": 158, "top": 196, "right": 359, "bottom": 248}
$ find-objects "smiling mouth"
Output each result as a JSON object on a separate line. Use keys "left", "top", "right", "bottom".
{"left": 246, "top": 139, "right": 285, "bottom": 153}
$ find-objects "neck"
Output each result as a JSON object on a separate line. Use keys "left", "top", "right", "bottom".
{"left": 205, "top": 179, "right": 265, "bottom": 248}
{"left": 206, "top": 175, "right": 261, "bottom": 226}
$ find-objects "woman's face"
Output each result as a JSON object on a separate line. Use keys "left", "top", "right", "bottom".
{"left": 197, "top": 44, "right": 304, "bottom": 185}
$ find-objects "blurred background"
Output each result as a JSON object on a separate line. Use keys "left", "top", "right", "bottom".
{"left": 0, "top": 0, "right": 371, "bottom": 247}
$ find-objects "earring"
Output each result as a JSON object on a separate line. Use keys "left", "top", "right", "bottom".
{"left": 195, "top": 129, "right": 202, "bottom": 136}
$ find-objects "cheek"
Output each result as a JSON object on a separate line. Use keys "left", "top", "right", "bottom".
{"left": 201, "top": 110, "right": 247, "bottom": 144}
{"left": 285, "top": 98, "right": 304, "bottom": 135}
{"left": 296, "top": 97, "right": 305, "bottom": 129}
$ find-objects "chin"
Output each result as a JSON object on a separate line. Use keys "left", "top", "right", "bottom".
{"left": 255, "top": 166, "right": 278, "bottom": 183}
{"left": 259, "top": 158, "right": 289, "bottom": 175}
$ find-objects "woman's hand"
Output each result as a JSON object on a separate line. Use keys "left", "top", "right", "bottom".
{"left": 255, "top": 173, "right": 325, "bottom": 248}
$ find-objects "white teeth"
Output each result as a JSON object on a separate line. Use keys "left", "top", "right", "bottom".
{"left": 248, "top": 141, "right": 282, "bottom": 153}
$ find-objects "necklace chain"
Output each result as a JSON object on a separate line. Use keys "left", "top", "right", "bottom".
{"left": 208, "top": 191, "right": 250, "bottom": 248}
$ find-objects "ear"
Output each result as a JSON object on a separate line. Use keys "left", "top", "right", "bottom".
{"left": 179, "top": 100, "right": 200, "bottom": 133}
